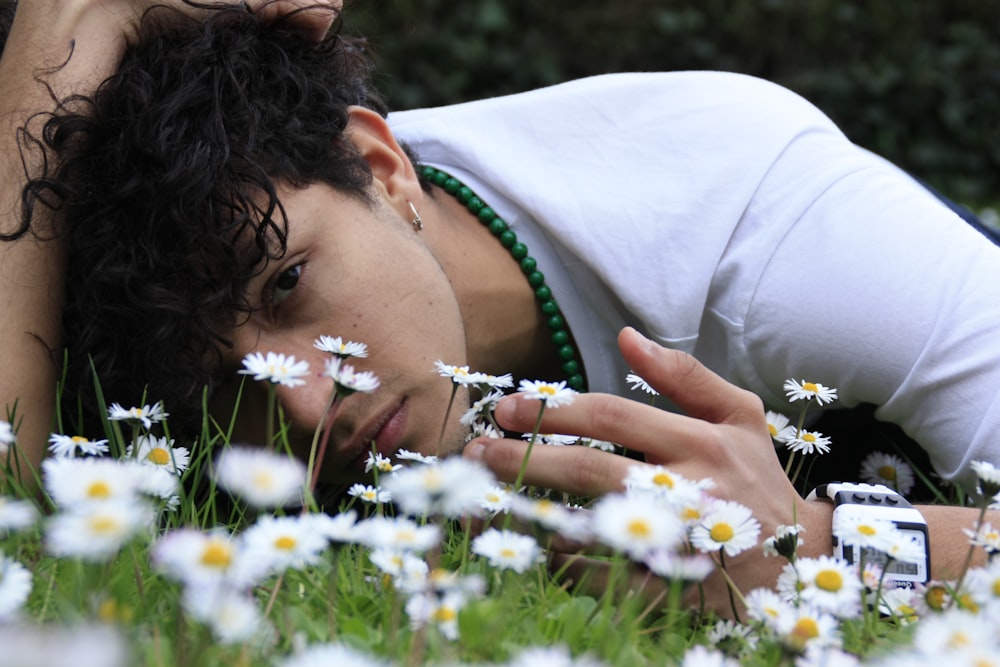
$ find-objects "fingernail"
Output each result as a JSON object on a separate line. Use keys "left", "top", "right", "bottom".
{"left": 464, "top": 442, "right": 485, "bottom": 461}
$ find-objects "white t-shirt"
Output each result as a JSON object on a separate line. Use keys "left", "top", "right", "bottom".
{"left": 388, "top": 71, "right": 1000, "bottom": 487}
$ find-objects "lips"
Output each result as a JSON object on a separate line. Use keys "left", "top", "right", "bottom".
{"left": 335, "top": 397, "right": 408, "bottom": 473}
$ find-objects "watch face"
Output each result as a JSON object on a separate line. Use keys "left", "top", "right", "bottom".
{"left": 838, "top": 528, "right": 928, "bottom": 587}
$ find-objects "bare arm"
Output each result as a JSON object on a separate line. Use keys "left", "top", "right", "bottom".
{"left": 465, "top": 327, "right": 997, "bottom": 613}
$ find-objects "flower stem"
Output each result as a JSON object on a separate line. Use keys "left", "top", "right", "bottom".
{"left": 435, "top": 383, "right": 460, "bottom": 457}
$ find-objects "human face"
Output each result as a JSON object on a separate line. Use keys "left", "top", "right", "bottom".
{"left": 215, "top": 182, "right": 472, "bottom": 485}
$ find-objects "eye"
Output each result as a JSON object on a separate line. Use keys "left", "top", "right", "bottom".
{"left": 270, "top": 263, "right": 303, "bottom": 306}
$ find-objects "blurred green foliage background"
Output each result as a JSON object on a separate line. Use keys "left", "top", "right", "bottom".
{"left": 346, "top": 0, "right": 1000, "bottom": 208}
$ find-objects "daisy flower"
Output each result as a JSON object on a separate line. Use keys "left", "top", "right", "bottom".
{"left": 707, "top": 619, "right": 759, "bottom": 657}
{"left": 476, "top": 372, "right": 514, "bottom": 390}
{"left": 479, "top": 484, "right": 513, "bottom": 514}
{"left": 581, "top": 437, "right": 618, "bottom": 452}
{"left": 364, "top": 452, "right": 401, "bottom": 475}
{"left": 43, "top": 457, "right": 144, "bottom": 508}
{"left": 762, "top": 523, "right": 805, "bottom": 561}
{"left": 745, "top": 587, "right": 795, "bottom": 632}
{"left": 313, "top": 335, "right": 368, "bottom": 359}
{"left": 523, "top": 432, "right": 579, "bottom": 446}
{"left": 507, "top": 646, "right": 607, "bottom": 667}
{"left": 679, "top": 645, "right": 739, "bottom": 667}
{"left": 238, "top": 351, "right": 310, "bottom": 388}
{"left": 859, "top": 451, "right": 915, "bottom": 495}
{"left": 369, "top": 549, "right": 428, "bottom": 584}
{"left": 468, "top": 421, "right": 503, "bottom": 441}
{"left": 624, "top": 464, "right": 713, "bottom": 505}
{"left": 323, "top": 357, "right": 380, "bottom": 395}
{"left": 46, "top": 500, "right": 154, "bottom": 562}
{"left": 963, "top": 521, "right": 1000, "bottom": 554}
{"left": 591, "top": 491, "right": 686, "bottom": 560}
{"left": 182, "top": 587, "right": 271, "bottom": 646}
{"left": 309, "top": 509, "right": 359, "bottom": 545}
{"left": 278, "top": 643, "right": 392, "bottom": 667}
{"left": 404, "top": 590, "right": 469, "bottom": 641}
{"left": 213, "top": 446, "right": 306, "bottom": 509}
{"left": 380, "top": 456, "right": 496, "bottom": 518}
{"left": 152, "top": 528, "right": 266, "bottom": 590}
{"left": 971, "top": 459, "right": 1000, "bottom": 498}
{"left": 765, "top": 410, "right": 795, "bottom": 442}
{"left": 434, "top": 361, "right": 484, "bottom": 386}
{"left": 690, "top": 499, "right": 761, "bottom": 557}
{"left": 354, "top": 515, "right": 441, "bottom": 553}
{"left": 126, "top": 435, "right": 190, "bottom": 474}
{"left": 0, "top": 420, "right": 16, "bottom": 454}
{"left": 784, "top": 430, "right": 832, "bottom": 455}
{"left": 0, "top": 496, "right": 38, "bottom": 533}
{"left": 460, "top": 389, "right": 505, "bottom": 427}
{"left": 912, "top": 608, "right": 995, "bottom": 656}
{"left": 241, "top": 514, "right": 329, "bottom": 575}
{"left": 517, "top": 379, "right": 577, "bottom": 407}
{"left": 347, "top": 483, "right": 391, "bottom": 505}
{"left": 471, "top": 528, "right": 542, "bottom": 573}
{"left": 832, "top": 513, "right": 898, "bottom": 554}
{"left": 47, "top": 433, "right": 109, "bottom": 458}
{"left": 625, "top": 371, "right": 658, "bottom": 396}
{"left": 643, "top": 549, "right": 714, "bottom": 583}
{"left": 107, "top": 401, "right": 168, "bottom": 430}
{"left": 508, "top": 495, "right": 592, "bottom": 542}
{"left": 793, "top": 555, "right": 864, "bottom": 618}
{"left": 0, "top": 556, "right": 32, "bottom": 620}
{"left": 783, "top": 379, "right": 838, "bottom": 405}
{"left": 395, "top": 449, "right": 438, "bottom": 465}
{"left": 781, "top": 606, "right": 841, "bottom": 652}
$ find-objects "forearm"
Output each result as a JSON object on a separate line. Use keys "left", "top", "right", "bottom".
{"left": 0, "top": 0, "right": 133, "bottom": 472}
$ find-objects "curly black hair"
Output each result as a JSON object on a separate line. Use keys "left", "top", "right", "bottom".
{"left": 3, "top": 2, "right": 388, "bottom": 437}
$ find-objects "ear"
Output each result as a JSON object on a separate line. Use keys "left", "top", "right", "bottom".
{"left": 345, "top": 106, "right": 421, "bottom": 208}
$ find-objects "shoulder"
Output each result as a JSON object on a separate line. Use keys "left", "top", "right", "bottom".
{"left": 390, "top": 71, "right": 837, "bottom": 135}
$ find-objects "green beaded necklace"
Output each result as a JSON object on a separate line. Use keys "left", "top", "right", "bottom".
{"left": 420, "top": 165, "right": 586, "bottom": 391}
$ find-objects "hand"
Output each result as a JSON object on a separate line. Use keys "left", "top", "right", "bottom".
{"left": 464, "top": 326, "right": 815, "bottom": 611}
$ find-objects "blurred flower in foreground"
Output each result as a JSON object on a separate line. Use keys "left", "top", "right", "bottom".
{"left": 472, "top": 528, "right": 542, "bottom": 573}
{"left": 214, "top": 446, "right": 306, "bottom": 509}
{"left": 47, "top": 433, "right": 109, "bottom": 459}
{"left": 0, "top": 556, "right": 32, "bottom": 620}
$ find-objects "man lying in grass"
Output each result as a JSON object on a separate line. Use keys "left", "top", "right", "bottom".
{"left": 0, "top": 0, "right": 998, "bottom": 619}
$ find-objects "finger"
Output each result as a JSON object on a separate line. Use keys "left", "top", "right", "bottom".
{"left": 618, "top": 326, "right": 765, "bottom": 427}
{"left": 463, "top": 436, "right": 634, "bottom": 496}
{"left": 248, "top": 0, "right": 341, "bottom": 40}
{"left": 492, "top": 392, "right": 708, "bottom": 457}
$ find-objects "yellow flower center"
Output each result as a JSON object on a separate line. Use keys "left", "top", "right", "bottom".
{"left": 535, "top": 500, "right": 554, "bottom": 515}
{"left": 992, "top": 579, "right": 1000, "bottom": 597}
{"left": 877, "top": 465, "right": 897, "bottom": 481}
{"left": 949, "top": 631, "right": 971, "bottom": 648}
{"left": 767, "top": 424, "right": 778, "bottom": 437}
{"left": 815, "top": 570, "right": 843, "bottom": 592}
{"left": 87, "top": 481, "right": 112, "bottom": 498}
{"left": 201, "top": 541, "right": 232, "bottom": 568}
{"left": 432, "top": 606, "right": 457, "bottom": 623}
{"left": 802, "top": 433, "right": 816, "bottom": 443}
{"left": 791, "top": 617, "right": 819, "bottom": 641}
{"left": 857, "top": 524, "right": 877, "bottom": 537}
{"left": 539, "top": 385, "right": 557, "bottom": 397}
{"left": 88, "top": 515, "right": 119, "bottom": 534}
{"left": 500, "top": 548, "right": 517, "bottom": 559}
{"left": 627, "top": 519, "right": 651, "bottom": 538}
{"left": 682, "top": 507, "right": 701, "bottom": 522}
{"left": 710, "top": 522, "right": 734, "bottom": 543}
{"left": 147, "top": 447, "right": 171, "bottom": 466}
{"left": 71, "top": 436, "right": 89, "bottom": 444}
{"left": 802, "top": 382, "right": 819, "bottom": 393}
{"left": 396, "top": 529, "right": 415, "bottom": 545}
{"left": 274, "top": 536, "right": 297, "bottom": 551}
{"left": 925, "top": 585, "right": 948, "bottom": 611}
{"left": 97, "top": 599, "right": 133, "bottom": 624}
{"left": 252, "top": 471, "right": 274, "bottom": 490}
{"left": 652, "top": 472, "right": 675, "bottom": 488}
